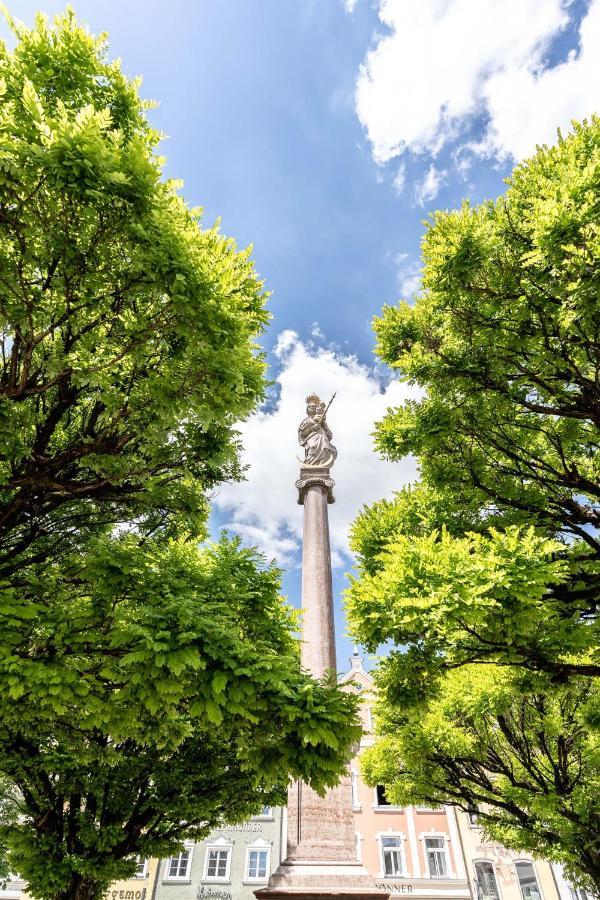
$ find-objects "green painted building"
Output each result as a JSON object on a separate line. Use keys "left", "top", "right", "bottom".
{"left": 153, "top": 807, "right": 284, "bottom": 900}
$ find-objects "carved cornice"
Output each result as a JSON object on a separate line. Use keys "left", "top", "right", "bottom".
{"left": 296, "top": 466, "right": 335, "bottom": 505}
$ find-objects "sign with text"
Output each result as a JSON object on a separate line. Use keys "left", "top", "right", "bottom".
{"left": 375, "top": 884, "right": 414, "bottom": 893}
{"left": 197, "top": 887, "right": 232, "bottom": 900}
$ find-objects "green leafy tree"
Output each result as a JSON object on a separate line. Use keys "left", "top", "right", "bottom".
{"left": 0, "top": 11, "right": 361, "bottom": 900}
{"left": 347, "top": 118, "right": 600, "bottom": 696}
{"left": 347, "top": 120, "right": 600, "bottom": 885}
{"left": 361, "top": 668, "right": 600, "bottom": 893}
{"left": 0, "top": 7, "right": 266, "bottom": 577}
{"left": 0, "top": 535, "right": 360, "bottom": 900}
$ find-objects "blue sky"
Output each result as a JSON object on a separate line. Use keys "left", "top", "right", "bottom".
{"left": 4, "top": 0, "right": 598, "bottom": 669}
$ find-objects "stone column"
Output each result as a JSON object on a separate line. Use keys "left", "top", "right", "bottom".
{"left": 255, "top": 462, "right": 387, "bottom": 900}
{"left": 297, "top": 466, "right": 336, "bottom": 678}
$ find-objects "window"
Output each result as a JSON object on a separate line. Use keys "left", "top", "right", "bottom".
{"left": 468, "top": 809, "right": 480, "bottom": 827}
{"left": 135, "top": 858, "right": 148, "bottom": 878}
{"left": 244, "top": 841, "right": 271, "bottom": 883}
{"left": 376, "top": 785, "right": 390, "bottom": 806}
{"left": 206, "top": 849, "right": 230, "bottom": 879}
{"left": 569, "top": 889, "right": 590, "bottom": 900}
{"left": 380, "top": 836, "right": 404, "bottom": 876}
{"left": 569, "top": 884, "right": 592, "bottom": 900}
{"left": 254, "top": 805, "right": 272, "bottom": 818}
{"left": 515, "top": 862, "right": 542, "bottom": 900}
{"left": 166, "top": 849, "right": 191, "bottom": 879}
{"left": 247, "top": 849, "right": 270, "bottom": 880}
{"left": 425, "top": 836, "right": 448, "bottom": 877}
{"left": 474, "top": 861, "right": 500, "bottom": 900}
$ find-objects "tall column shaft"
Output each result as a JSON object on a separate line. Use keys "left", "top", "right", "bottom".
{"left": 255, "top": 458, "right": 387, "bottom": 900}
{"left": 287, "top": 466, "right": 355, "bottom": 864}
{"left": 300, "top": 478, "right": 336, "bottom": 678}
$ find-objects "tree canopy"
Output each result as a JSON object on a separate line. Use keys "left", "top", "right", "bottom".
{"left": 348, "top": 118, "right": 600, "bottom": 694}
{"left": 346, "top": 119, "right": 600, "bottom": 887}
{"left": 0, "top": 534, "right": 360, "bottom": 900}
{"left": 0, "top": 7, "right": 267, "bottom": 578}
{"left": 0, "top": 11, "right": 361, "bottom": 900}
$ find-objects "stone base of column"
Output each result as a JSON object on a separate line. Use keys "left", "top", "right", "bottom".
{"left": 254, "top": 858, "right": 386, "bottom": 900}
{"left": 255, "top": 778, "right": 388, "bottom": 900}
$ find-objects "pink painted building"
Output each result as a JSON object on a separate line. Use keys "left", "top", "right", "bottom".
{"left": 340, "top": 652, "right": 472, "bottom": 900}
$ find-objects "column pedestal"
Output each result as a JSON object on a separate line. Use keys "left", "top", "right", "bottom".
{"left": 255, "top": 466, "right": 386, "bottom": 900}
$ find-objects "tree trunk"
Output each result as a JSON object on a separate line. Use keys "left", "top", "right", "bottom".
{"left": 56, "top": 875, "right": 104, "bottom": 900}
{"left": 578, "top": 852, "right": 600, "bottom": 899}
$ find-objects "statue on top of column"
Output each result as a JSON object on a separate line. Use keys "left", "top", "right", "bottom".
{"left": 298, "top": 393, "right": 337, "bottom": 467}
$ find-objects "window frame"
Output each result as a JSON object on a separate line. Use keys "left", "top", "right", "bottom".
{"left": 164, "top": 846, "right": 193, "bottom": 881}
{"left": 203, "top": 839, "right": 233, "bottom": 883}
{"left": 244, "top": 840, "right": 272, "bottom": 883}
{"left": 467, "top": 808, "right": 480, "bottom": 828}
{"left": 569, "top": 889, "right": 590, "bottom": 900}
{"left": 422, "top": 833, "right": 450, "bottom": 878}
{"left": 474, "top": 859, "right": 501, "bottom": 900}
{"left": 252, "top": 805, "right": 274, "bottom": 821}
{"left": 514, "top": 860, "right": 543, "bottom": 900}
{"left": 355, "top": 831, "right": 363, "bottom": 863}
{"left": 135, "top": 857, "right": 148, "bottom": 879}
{"left": 377, "top": 831, "right": 407, "bottom": 878}
{"left": 373, "top": 784, "right": 401, "bottom": 810}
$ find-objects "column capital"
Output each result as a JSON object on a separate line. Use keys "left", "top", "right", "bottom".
{"left": 296, "top": 466, "right": 335, "bottom": 505}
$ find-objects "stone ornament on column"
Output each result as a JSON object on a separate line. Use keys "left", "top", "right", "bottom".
{"left": 296, "top": 469, "right": 335, "bottom": 505}
{"left": 297, "top": 393, "right": 337, "bottom": 469}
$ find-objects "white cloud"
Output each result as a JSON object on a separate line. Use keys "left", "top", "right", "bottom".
{"left": 311, "top": 321, "right": 325, "bottom": 340}
{"left": 414, "top": 163, "right": 445, "bottom": 206}
{"left": 213, "top": 332, "right": 419, "bottom": 568}
{"left": 274, "top": 329, "right": 299, "bottom": 357}
{"left": 453, "top": 146, "right": 473, "bottom": 180}
{"left": 355, "top": 0, "right": 600, "bottom": 164}
{"left": 395, "top": 253, "right": 422, "bottom": 299}
{"left": 393, "top": 161, "right": 406, "bottom": 194}
{"left": 344, "top": 0, "right": 359, "bottom": 11}
{"left": 482, "top": 0, "right": 600, "bottom": 160}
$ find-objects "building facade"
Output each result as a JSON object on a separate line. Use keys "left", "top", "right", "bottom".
{"left": 456, "top": 809, "right": 559, "bottom": 900}
{"left": 341, "top": 651, "right": 471, "bottom": 900}
{"left": 103, "top": 858, "right": 160, "bottom": 900}
{"left": 153, "top": 807, "right": 284, "bottom": 900}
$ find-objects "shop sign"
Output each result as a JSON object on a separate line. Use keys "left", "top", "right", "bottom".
{"left": 105, "top": 890, "right": 146, "bottom": 900}
{"left": 375, "top": 884, "right": 414, "bottom": 893}
{"left": 197, "top": 887, "right": 232, "bottom": 900}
